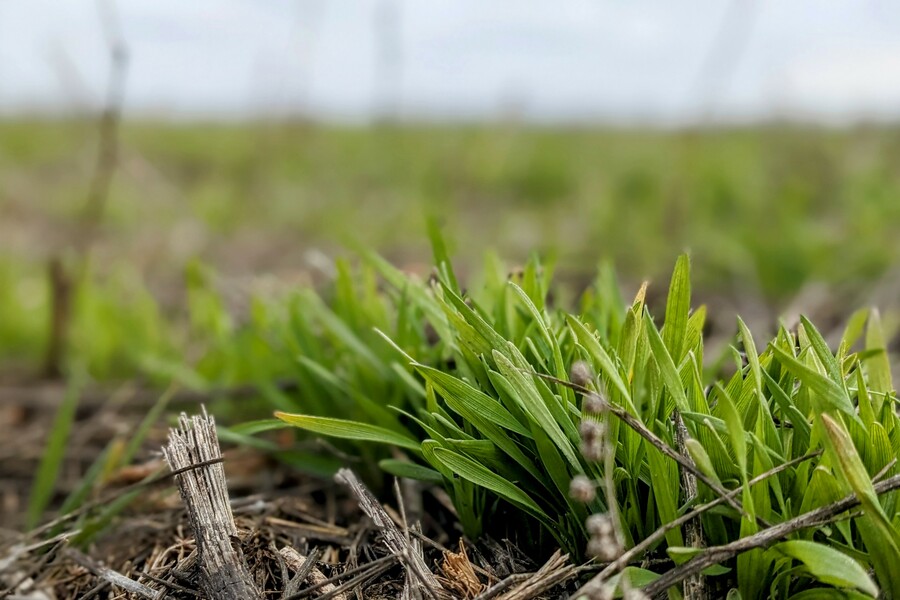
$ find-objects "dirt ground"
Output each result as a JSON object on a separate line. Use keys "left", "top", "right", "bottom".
{"left": 0, "top": 386, "right": 579, "bottom": 599}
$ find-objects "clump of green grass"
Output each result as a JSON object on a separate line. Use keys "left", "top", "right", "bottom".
{"left": 14, "top": 228, "right": 900, "bottom": 596}
{"left": 270, "top": 246, "right": 900, "bottom": 598}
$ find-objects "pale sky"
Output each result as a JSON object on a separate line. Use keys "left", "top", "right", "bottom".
{"left": 2, "top": 0, "right": 900, "bottom": 124}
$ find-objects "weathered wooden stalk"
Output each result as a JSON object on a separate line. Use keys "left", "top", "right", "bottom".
{"left": 162, "top": 409, "right": 262, "bottom": 600}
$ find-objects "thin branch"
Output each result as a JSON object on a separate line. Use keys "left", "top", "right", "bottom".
{"left": 873, "top": 458, "right": 897, "bottom": 483}
{"left": 136, "top": 571, "right": 199, "bottom": 597}
{"left": 673, "top": 410, "right": 705, "bottom": 600}
{"left": 495, "top": 550, "right": 576, "bottom": 600}
{"left": 576, "top": 450, "right": 821, "bottom": 598}
{"left": 641, "top": 474, "right": 900, "bottom": 597}
{"left": 531, "top": 372, "right": 755, "bottom": 521}
{"left": 279, "top": 546, "right": 344, "bottom": 600}
{"left": 282, "top": 555, "right": 397, "bottom": 600}
{"left": 335, "top": 469, "right": 446, "bottom": 599}
{"left": 65, "top": 548, "right": 161, "bottom": 600}
{"left": 43, "top": 0, "right": 128, "bottom": 378}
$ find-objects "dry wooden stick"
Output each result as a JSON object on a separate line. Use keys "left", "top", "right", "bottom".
{"left": 43, "top": 0, "right": 128, "bottom": 378}
{"left": 283, "top": 555, "right": 397, "bottom": 600}
{"left": 162, "top": 410, "right": 262, "bottom": 600}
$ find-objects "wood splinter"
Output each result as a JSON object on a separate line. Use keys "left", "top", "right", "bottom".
{"left": 335, "top": 468, "right": 447, "bottom": 600}
{"left": 162, "top": 409, "right": 262, "bottom": 600}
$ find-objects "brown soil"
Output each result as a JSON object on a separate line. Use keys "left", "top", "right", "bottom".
{"left": 0, "top": 385, "right": 578, "bottom": 599}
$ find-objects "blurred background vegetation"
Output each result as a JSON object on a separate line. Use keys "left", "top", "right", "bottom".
{"left": 4, "top": 120, "right": 900, "bottom": 379}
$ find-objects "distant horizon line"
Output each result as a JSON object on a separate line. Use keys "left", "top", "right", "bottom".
{"left": 3, "top": 107, "right": 900, "bottom": 131}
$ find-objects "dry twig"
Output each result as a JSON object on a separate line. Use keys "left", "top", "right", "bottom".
{"left": 336, "top": 469, "right": 447, "bottom": 600}
{"left": 472, "top": 550, "right": 576, "bottom": 600}
{"left": 640, "top": 474, "right": 900, "bottom": 597}
{"left": 576, "top": 450, "right": 822, "bottom": 598}
{"left": 279, "top": 546, "right": 344, "bottom": 600}
{"left": 65, "top": 548, "right": 160, "bottom": 599}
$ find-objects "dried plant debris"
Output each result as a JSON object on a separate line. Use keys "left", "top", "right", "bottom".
{"left": 1, "top": 481, "right": 576, "bottom": 600}
{"left": 439, "top": 540, "right": 484, "bottom": 599}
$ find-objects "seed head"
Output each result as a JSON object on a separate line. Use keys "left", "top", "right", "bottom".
{"left": 570, "top": 360, "right": 594, "bottom": 388}
{"left": 579, "top": 419, "right": 606, "bottom": 461}
{"left": 579, "top": 419, "right": 604, "bottom": 442}
{"left": 581, "top": 438, "right": 604, "bottom": 461}
{"left": 569, "top": 475, "right": 596, "bottom": 503}
{"left": 582, "top": 391, "right": 606, "bottom": 414}
{"left": 586, "top": 536, "right": 622, "bottom": 562}
{"left": 586, "top": 513, "right": 615, "bottom": 537}
{"left": 586, "top": 513, "right": 622, "bottom": 562}
{"left": 622, "top": 588, "right": 649, "bottom": 600}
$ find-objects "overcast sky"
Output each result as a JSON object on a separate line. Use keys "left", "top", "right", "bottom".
{"left": 2, "top": 0, "right": 900, "bottom": 124}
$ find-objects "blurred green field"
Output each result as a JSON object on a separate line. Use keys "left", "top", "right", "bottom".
{"left": 3, "top": 120, "right": 900, "bottom": 376}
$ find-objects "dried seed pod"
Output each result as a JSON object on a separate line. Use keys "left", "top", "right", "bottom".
{"left": 581, "top": 437, "right": 604, "bottom": 462}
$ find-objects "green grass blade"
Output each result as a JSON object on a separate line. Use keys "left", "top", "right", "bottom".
{"left": 645, "top": 311, "right": 690, "bottom": 415}
{"left": 431, "top": 447, "right": 548, "bottom": 519}
{"left": 122, "top": 387, "right": 174, "bottom": 466}
{"left": 492, "top": 349, "right": 582, "bottom": 471}
{"left": 426, "top": 216, "right": 461, "bottom": 294}
{"left": 27, "top": 375, "right": 83, "bottom": 529}
{"left": 378, "top": 459, "right": 444, "bottom": 484}
{"left": 508, "top": 281, "right": 573, "bottom": 404}
{"left": 864, "top": 309, "right": 892, "bottom": 410}
{"left": 662, "top": 253, "right": 691, "bottom": 362}
{"left": 716, "top": 383, "right": 748, "bottom": 479}
{"left": 769, "top": 344, "right": 861, "bottom": 425}
{"left": 567, "top": 314, "right": 635, "bottom": 412}
{"left": 274, "top": 413, "right": 420, "bottom": 452}
{"left": 821, "top": 413, "right": 900, "bottom": 596}
{"left": 414, "top": 364, "right": 531, "bottom": 436}
{"left": 772, "top": 540, "right": 878, "bottom": 597}
{"left": 800, "top": 316, "right": 842, "bottom": 385}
